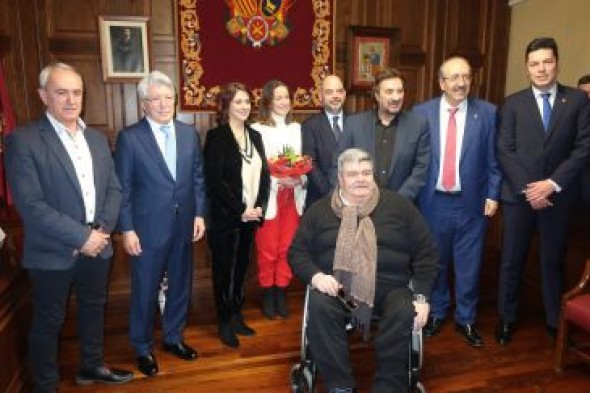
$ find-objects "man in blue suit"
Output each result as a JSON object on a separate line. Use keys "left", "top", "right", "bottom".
{"left": 6, "top": 63, "right": 133, "bottom": 392}
{"left": 115, "top": 71, "right": 206, "bottom": 376}
{"left": 413, "top": 56, "right": 502, "bottom": 347}
{"left": 496, "top": 37, "right": 590, "bottom": 345}
{"left": 332, "top": 68, "right": 429, "bottom": 201}
{"left": 302, "top": 74, "right": 347, "bottom": 208}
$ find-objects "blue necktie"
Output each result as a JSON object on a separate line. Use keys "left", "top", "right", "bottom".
{"left": 541, "top": 92, "right": 552, "bottom": 132}
{"left": 160, "top": 125, "right": 176, "bottom": 180}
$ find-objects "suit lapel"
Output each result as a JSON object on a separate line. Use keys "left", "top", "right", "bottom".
{"left": 461, "top": 99, "right": 477, "bottom": 162}
{"left": 524, "top": 89, "right": 546, "bottom": 138}
{"left": 39, "top": 117, "right": 84, "bottom": 201}
{"left": 321, "top": 113, "right": 338, "bottom": 145}
{"left": 546, "top": 84, "right": 567, "bottom": 138}
{"left": 136, "top": 117, "right": 175, "bottom": 181}
{"left": 84, "top": 131, "right": 103, "bottom": 198}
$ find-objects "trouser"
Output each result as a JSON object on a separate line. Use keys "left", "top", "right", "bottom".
{"left": 129, "top": 224, "right": 194, "bottom": 356}
{"left": 307, "top": 287, "right": 414, "bottom": 393}
{"left": 426, "top": 192, "right": 487, "bottom": 325}
{"left": 256, "top": 187, "right": 299, "bottom": 288}
{"left": 498, "top": 200, "right": 571, "bottom": 328}
{"left": 28, "top": 256, "right": 110, "bottom": 393}
{"left": 209, "top": 222, "right": 257, "bottom": 323}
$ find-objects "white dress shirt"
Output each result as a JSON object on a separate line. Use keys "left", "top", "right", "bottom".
{"left": 47, "top": 112, "right": 96, "bottom": 223}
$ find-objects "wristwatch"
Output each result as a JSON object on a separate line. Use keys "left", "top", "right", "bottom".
{"left": 413, "top": 294, "right": 429, "bottom": 304}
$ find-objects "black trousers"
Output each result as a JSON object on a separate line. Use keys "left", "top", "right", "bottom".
{"left": 498, "top": 199, "right": 571, "bottom": 328}
{"left": 28, "top": 256, "right": 110, "bottom": 393}
{"left": 209, "top": 222, "right": 256, "bottom": 324}
{"left": 307, "top": 287, "right": 414, "bottom": 393}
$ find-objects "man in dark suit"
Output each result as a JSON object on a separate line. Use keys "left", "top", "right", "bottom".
{"left": 332, "top": 67, "right": 429, "bottom": 201}
{"left": 413, "top": 56, "right": 502, "bottom": 347}
{"left": 496, "top": 37, "right": 590, "bottom": 345}
{"left": 302, "top": 74, "right": 346, "bottom": 207}
{"left": 5, "top": 63, "right": 133, "bottom": 392}
{"left": 115, "top": 70, "right": 206, "bottom": 376}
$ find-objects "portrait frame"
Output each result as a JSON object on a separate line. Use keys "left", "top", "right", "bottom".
{"left": 347, "top": 26, "right": 401, "bottom": 93}
{"left": 98, "top": 16, "right": 151, "bottom": 83}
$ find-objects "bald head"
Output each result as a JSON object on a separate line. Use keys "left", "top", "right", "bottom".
{"left": 321, "top": 75, "right": 346, "bottom": 114}
{"left": 439, "top": 56, "right": 472, "bottom": 106}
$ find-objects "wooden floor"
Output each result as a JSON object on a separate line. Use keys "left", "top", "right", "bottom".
{"left": 55, "top": 281, "right": 590, "bottom": 393}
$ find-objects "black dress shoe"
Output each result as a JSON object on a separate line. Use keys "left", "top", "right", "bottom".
{"left": 423, "top": 317, "right": 444, "bottom": 337}
{"left": 233, "top": 318, "right": 256, "bottom": 336}
{"left": 218, "top": 323, "right": 240, "bottom": 348}
{"left": 455, "top": 323, "right": 484, "bottom": 347}
{"left": 496, "top": 322, "right": 514, "bottom": 345}
{"left": 137, "top": 353, "right": 158, "bottom": 376}
{"left": 495, "top": 322, "right": 514, "bottom": 345}
{"left": 76, "top": 366, "right": 134, "bottom": 385}
{"left": 163, "top": 341, "right": 198, "bottom": 360}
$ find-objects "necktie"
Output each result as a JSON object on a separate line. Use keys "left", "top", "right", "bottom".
{"left": 160, "top": 125, "right": 176, "bottom": 180}
{"left": 541, "top": 92, "right": 552, "bottom": 132}
{"left": 442, "top": 107, "right": 459, "bottom": 191}
{"left": 332, "top": 115, "right": 342, "bottom": 141}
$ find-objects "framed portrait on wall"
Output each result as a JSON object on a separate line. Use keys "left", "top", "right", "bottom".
{"left": 347, "top": 26, "right": 401, "bottom": 93}
{"left": 98, "top": 16, "right": 151, "bottom": 83}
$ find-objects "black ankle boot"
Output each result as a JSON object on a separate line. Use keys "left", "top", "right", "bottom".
{"left": 275, "top": 286, "right": 290, "bottom": 318}
{"left": 261, "top": 287, "right": 276, "bottom": 319}
{"left": 218, "top": 322, "right": 239, "bottom": 348}
{"left": 232, "top": 313, "right": 256, "bottom": 336}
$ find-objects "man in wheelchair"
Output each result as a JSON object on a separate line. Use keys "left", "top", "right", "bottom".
{"left": 288, "top": 148, "right": 439, "bottom": 393}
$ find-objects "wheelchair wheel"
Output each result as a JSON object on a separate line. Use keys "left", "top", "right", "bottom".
{"left": 413, "top": 381, "right": 426, "bottom": 393}
{"left": 290, "top": 362, "right": 316, "bottom": 393}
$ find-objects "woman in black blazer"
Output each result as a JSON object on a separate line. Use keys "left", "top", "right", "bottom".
{"left": 204, "top": 82, "right": 270, "bottom": 348}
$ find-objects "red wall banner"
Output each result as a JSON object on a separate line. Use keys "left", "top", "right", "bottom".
{"left": 176, "top": 0, "right": 335, "bottom": 112}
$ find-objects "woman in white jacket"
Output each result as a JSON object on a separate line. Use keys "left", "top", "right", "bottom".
{"left": 251, "top": 80, "right": 306, "bottom": 319}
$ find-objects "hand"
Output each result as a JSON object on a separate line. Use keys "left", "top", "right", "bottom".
{"left": 193, "top": 217, "right": 205, "bottom": 241}
{"left": 311, "top": 273, "right": 341, "bottom": 296}
{"left": 530, "top": 198, "right": 553, "bottom": 210}
{"left": 80, "top": 229, "right": 110, "bottom": 257}
{"left": 525, "top": 180, "right": 554, "bottom": 203}
{"left": 241, "top": 207, "right": 261, "bottom": 222}
{"left": 122, "top": 230, "right": 142, "bottom": 256}
{"left": 413, "top": 302, "right": 430, "bottom": 331}
{"left": 277, "top": 176, "right": 302, "bottom": 188}
{"left": 484, "top": 199, "right": 498, "bottom": 217}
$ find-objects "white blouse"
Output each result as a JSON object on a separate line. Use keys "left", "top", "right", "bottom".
{"left": 251, "top": 114, "right": 307, "bottom": 219}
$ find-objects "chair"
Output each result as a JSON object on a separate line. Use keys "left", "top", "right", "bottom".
{"left": 289, "top": 286, "right": 426, "bottom": 393}
{"left": 555, "top": 258, "right": 590, "bottom": 373}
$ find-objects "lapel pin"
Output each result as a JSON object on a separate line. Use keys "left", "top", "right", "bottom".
{"left": 474, "top": 113, "right": 478, "bottom": 119}
{"left": 562, "top": 98, "right": 566, "bottom": 103}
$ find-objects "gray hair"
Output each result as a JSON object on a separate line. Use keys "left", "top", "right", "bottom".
{"left": 137, "top": 70, "right": 176, "bottom": 100}
{"left": 337, "top": 148, "right": 373, "bottom": 174}
{"left": 438, "top": 56, "right": 470, "bottom": 80}
{"left": 39, "top": 62, "right": 79, "bottom": 89}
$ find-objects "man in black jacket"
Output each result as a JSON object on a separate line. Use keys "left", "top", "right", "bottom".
{"left": 289, "top": 148, "right": 438, "bottom": 393}
{"left": 302, "top": 74, "right": 347, "bottom": 208}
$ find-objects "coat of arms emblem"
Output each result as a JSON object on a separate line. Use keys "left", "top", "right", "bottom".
{"left": 225, "top": 0, "right": 296, "bottom": 47}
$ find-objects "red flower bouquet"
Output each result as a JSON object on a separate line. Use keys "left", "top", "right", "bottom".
{"left": 268, "top": 146, "right": 312, "bottom": 178}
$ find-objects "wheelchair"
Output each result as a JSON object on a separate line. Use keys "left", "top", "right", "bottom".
{"left": 290, "top": 286, "right": 426, "bottom": 393}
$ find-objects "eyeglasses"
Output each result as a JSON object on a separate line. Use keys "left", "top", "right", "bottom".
{"left": 442, "top": 74, "right": 472, "bottom": 83}
{"left": 337, "top": 289, "right": 358, "bottom": 311}
{"left": 144, "top": 95, "right": 175, "bottom": 104}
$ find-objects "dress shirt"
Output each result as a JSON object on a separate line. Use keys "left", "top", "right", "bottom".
{"left": 436, "top": 98, "right": 467, "bottom": 192}
{"left": 47, "top": 112, "right": 96, "bottom": 222}
{"left": 325, "top": 111, "right": 344, "bottom": 134}
{"left": 531, "top": 84, "right": 562, "bottom": 192}
{"left": 146, "top": 116, "right": 176, "bottom": 159}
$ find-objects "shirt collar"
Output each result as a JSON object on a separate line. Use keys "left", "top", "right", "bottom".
{"left": 440, "top": 96, "right": 468, "bottom": 113}
{"left": 146, "top": 116, "right": 174, "bottom": 132}
{"left": 46, "top": 112, "right": 86, "bottom": 136}
{"left": 531, "top": 83, "right": 557, "bottom": 98}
